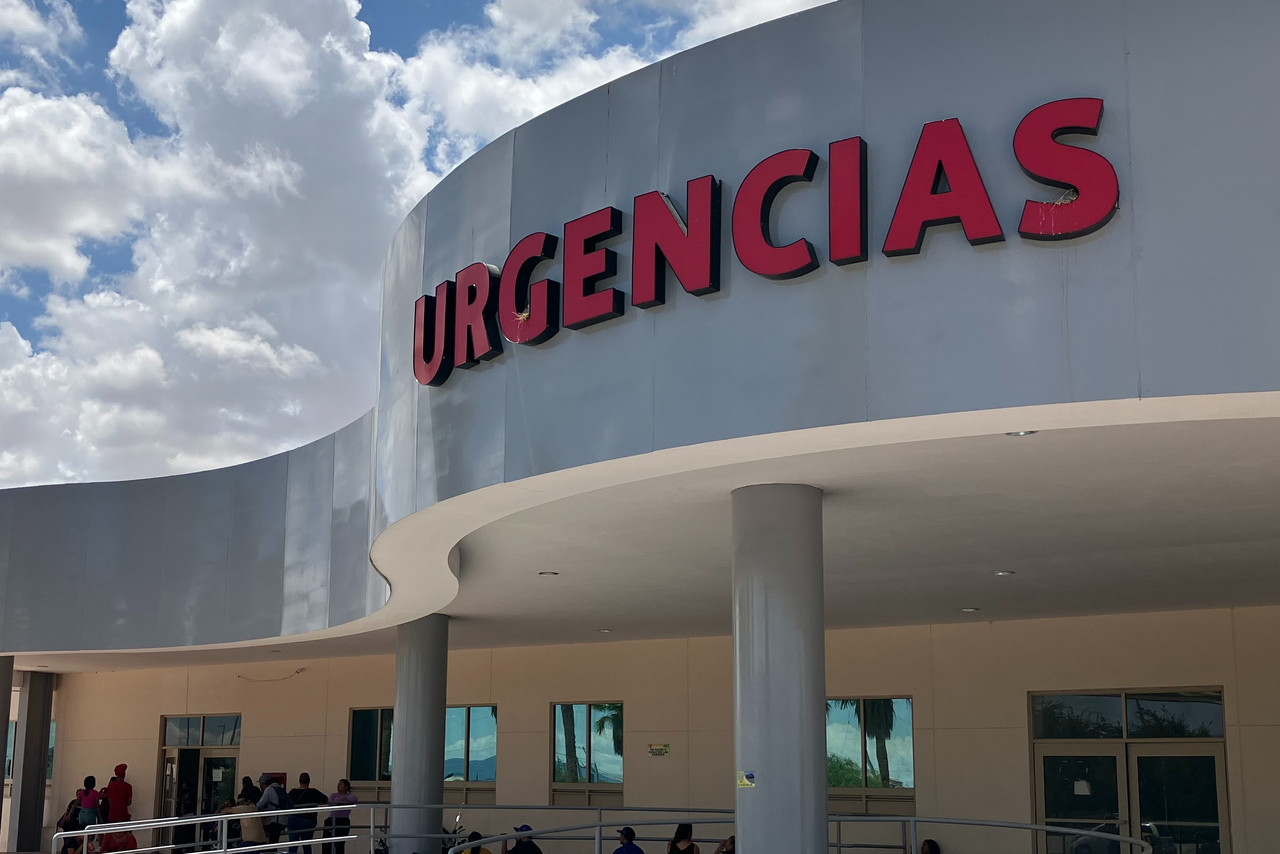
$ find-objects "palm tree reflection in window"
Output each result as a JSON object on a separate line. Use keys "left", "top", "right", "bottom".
{"left": 555, "top": 703, "right": 623, "bottom": 784}
{"left": 826, "top": 699, "right": 912, "bottom": 790}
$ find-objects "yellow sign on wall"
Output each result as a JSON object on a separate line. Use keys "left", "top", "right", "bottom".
{"left": 648, "top": 743, "right": 671, "bottom": 756}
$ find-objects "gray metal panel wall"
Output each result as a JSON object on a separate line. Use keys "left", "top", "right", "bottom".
{"left": 385, "top": 0, "right": 1280, "bottom": 523}
{"left": 225, "top": 451, "right": 290, "bottom": 641}
{"left": 282, "top": 432, "right": 336, "bottom": 636}
{"left": 331, "top": 409, "right": 382, "bottom": 627}
{"left": 376, "top": 198, "right": 426, "bottom": 536}
{"left": 4, "top": 486, "right": 87, "bottom": 651}
{"left": 0, "top": 408, "right": 380, "bottom": 652}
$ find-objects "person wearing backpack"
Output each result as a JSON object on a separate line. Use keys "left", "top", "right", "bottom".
{"left": 256, "top": 773, "right": 294, "bottom": 848}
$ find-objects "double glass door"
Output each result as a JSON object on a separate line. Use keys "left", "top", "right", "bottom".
{"left": 159, "top": 748, "right": 238, "bottom": 847}
{"left": 1036, "top": 742, "right": 1229, "bottom": 854}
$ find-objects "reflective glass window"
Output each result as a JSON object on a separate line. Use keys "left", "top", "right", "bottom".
{"left": 1042, "top": 754, "right": 1121, "bottom": 820}
{"left": 864, "top": 698, "right": 913, "bottom": 788}
{"left": 468, "top": 706, "right": 497, "bottom": 782}
{"left": 589, "top": 704, "right": 623, "bottom": 784}
{"left": 164, "top": 716, "right": 201, "bottom": 747}
{"left": 47, "top": 721, "right": 55, "bottom": 779}
{"left": 444, "top": 708, "right": 466, "bottom": 781}
{"left": 202, "top": 715, "right": 241, "bottom": 746}
{"left": 378, "top": 708, "right": 394, "bottom": 781}
{"left": 825, "top": 700, "right": 863, "bottom": 788}
{"left": 5, "top": 721, "right": 13, "bottom": 780}
{"left": 1136, "top": 755, "right": 1222, "bottom": 850}
{"left": 1126, "top": 692, "right": 1223, "bottom": 739}
{"left": 552, "top": 703, "right": 588, "bottom": 783}
{"left": 1033, "top": 694, "right": 1123, "bottom": 739}
{"left": 349, "top": 709, "right": 378, "bottom": 782}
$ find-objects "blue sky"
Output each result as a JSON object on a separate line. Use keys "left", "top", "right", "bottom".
{"left": 0, "top": 0, "right": 818, "bottom": 486}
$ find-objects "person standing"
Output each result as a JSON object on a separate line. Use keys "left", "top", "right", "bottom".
{"left": 666, "top": 824, "right": 699, "bottom": 854}
{"left": 613, "top": 826, "right": 644, "bottom": 854}
{"left": 464, "top": 831, "right": 493, "bottom": 854}
{"left": 287, "top": 772, "right": 328, "bottom": 854}
{"left": 239, "top": 776, "right": 263, "bottom": 805}
{"left": 76, "top": 776, "right": 101, "bottom": 828}
{"left": 223, "top": 798, "right": 266, "bottom": 849}
{"left": 256, "top": 773, "right": 293, "bottom": 847}
{"left": 501, "top": 825, "right": 542, "bottom": 854}
{"left": 322, "top": 779, "right": 357, "bottom": 854}
{"left": 106, "top": 765, "right": 133, "bottom": 823}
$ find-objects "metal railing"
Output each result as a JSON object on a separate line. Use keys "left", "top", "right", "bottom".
{"left": 53, "top": 803, "right": 1153, "bottom": 854}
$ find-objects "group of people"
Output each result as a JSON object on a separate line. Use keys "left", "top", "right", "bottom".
{"left": 507, "top": 824, "right": 940, "bottom": 854}
{"left": 218, "top": 773, "right": 358, "bottom": 853}
{"left": 454, "top": 823, "right": 734, "bottom": 854}
{"left": 56, "top": 765, "right": 135, "bottom": 854}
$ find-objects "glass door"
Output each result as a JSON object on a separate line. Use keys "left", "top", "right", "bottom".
{"left": 200, "top": 754, "right": 237, "bottom": 813}
{"left": 1127, "top": 743, "right": 1229, "bottom": 854}
{"left": 1034, "top": 742, "right": 1129, "bottom": 854}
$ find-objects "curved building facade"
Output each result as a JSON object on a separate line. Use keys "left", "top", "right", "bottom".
{"left": 4, "top": 2, "right": 1280, "bottom": 853}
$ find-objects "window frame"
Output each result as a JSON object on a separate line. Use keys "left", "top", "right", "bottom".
{"left": 825, "top": 695, "right": 916, "bottom": 816}
{"left": 346, "top": 706, "right": 498, "bottom": 805}
{"left": 1029, "top": 687, "right": 1225, "bottom": 743}
{"left": 444, "top": 705, "right": 497, "bottom": 805}
{"left": 347, "top": 707, "right": 394, "bottom": 784}
{"left": 161, "top": 714, "right": 241, "bottom": 748}
{"left": 549, "top": 701, "right": 624, "bottom": 807}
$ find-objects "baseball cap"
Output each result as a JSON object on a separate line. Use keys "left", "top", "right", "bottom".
{"left": 513, "top": 825, "right": 533, "bottom": 834}
{"left": 617, "top": 827, "right": 636, "bottom": 840}
{"left": 257, "top": 773, "right": 273, "bottom": 784}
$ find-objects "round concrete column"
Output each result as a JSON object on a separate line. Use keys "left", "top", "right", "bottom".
{"left": 391, "top": 614, "right": 448, "bottom": 854}
{"left": 731, "top": 484, "right": 827, "bottom": 853}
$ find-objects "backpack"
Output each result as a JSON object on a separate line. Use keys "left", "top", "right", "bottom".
{"left": 271, "top": 785, "right": 294, "bottom": 812}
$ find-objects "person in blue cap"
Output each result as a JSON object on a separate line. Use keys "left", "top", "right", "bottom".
{"left": 613, "top": 826, "right": 644, "bottom": 854}
{"left": 501, "top": 825, "right": 542, "bottom": 854}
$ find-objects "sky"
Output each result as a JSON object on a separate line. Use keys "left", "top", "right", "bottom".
{"left": 0, "top": 0, "right": 827, "bottom": 488}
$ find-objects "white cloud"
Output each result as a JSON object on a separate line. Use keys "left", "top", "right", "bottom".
{"left": 0, "top": 0, "right": 82, "bottom": 57}
{"left": 0, "top": 0, "right": 825, "bottom": 487}
{"left": 176, "top": 322, "right": 321, "bottom": 378}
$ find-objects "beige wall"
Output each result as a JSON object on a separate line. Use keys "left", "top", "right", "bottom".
{"left": 47, "top": 605, "right": 1280, "bottom": 853}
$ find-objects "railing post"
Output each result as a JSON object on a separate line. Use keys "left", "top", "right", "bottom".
{"left": 908, "top": 818, "right": 918, "bottom": 854}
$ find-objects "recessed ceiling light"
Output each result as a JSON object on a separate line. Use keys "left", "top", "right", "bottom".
{"left": 993, "top": 570, "right": 1016, "bottom": 577}
{"left": 35, "top": 665, "right": 48, "bottom": 669}
{"left": 538, "top": 571, "right": 560, "bottom": 576}
{"left": 597, "top": 629, "right": 612, "bottom": 634}
{"left": 960, "top": 607, "right": 981, "bottom": 613}
{"left": 1005, "top": 430, "right": 1038, "bottom": 437}
{"left": 269, "top": 649, "right": 282, "bottom": 654}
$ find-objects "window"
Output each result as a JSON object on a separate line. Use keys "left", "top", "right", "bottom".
{"left": 551, "top": 703, "right": 622, "bottom": 807}
{"left": 1032, "top": 690, "right": 1223, "bottom": 740}
{"left": 162, "top": 715, "right": 241, "bottom": 747}
{"left": 349, "top": 708, "right": 393, "bottom": 782}
{"left": 1031, "top": 689, "right": 1230, "bottom": 854}
{"left": 348, "top": 706, "right": 497, "bottom": 802}
{"left": 826, "top": 698, "right": 914, "bottom": 815}
{"left": 444, "top": 706, "right": 497, "bottom": 805}
{"left": 5, "top": 720, "right": 56, "bottom": 782}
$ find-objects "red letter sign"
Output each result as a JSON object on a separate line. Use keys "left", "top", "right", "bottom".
{"left": 632, "top": 175, "right": 722, "bottom": 308}
{"left": 883, "top": 118, "right": 1003, "bottom": 256}
{"left": 732, "top": 148, "right": 820, "bottom": 279}
{"left": 1014, "top": 97, "right": 1119, "bottom": 240}
{"left": 454, "top": 262, "right": 503, "bottom": 368}
{"left": 562, "top": 206, "right": 624, "bottom": 329}
{"left": 499, "top": 232, "right": 560, "bottom": 345}
{"left": 829, "top": 136, "right": 868, "bottom": 265}
{"left": 413, "top": 281, "right": 454, "bottom": 387}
